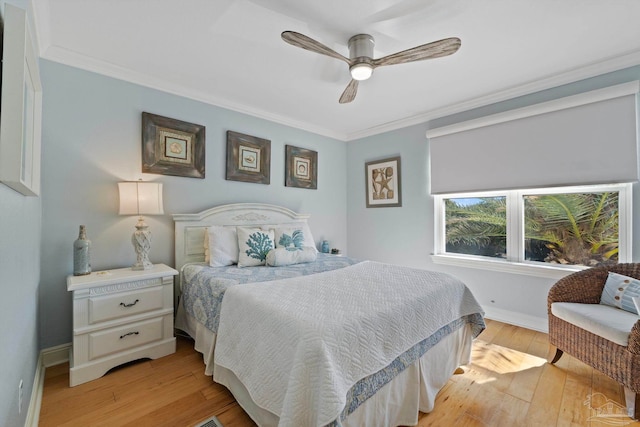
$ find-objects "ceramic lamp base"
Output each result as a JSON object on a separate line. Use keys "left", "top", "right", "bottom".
{"left": 131, "top": 217, "right": 153, "bottom": 270}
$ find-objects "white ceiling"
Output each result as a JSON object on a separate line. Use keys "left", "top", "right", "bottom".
{"left": 32, "top": 0, "right": 640, "bottom": 141}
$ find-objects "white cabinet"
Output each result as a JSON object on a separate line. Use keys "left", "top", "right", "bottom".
{"left": 67, "top": 264, "right": 178, "bottom": 386}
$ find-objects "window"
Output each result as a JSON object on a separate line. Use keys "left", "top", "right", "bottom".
{"left": 433, "top": 184, "right": 632, "bottom": 277}
{"left": 445, "top": 196, "right": 506, "bottom": 259}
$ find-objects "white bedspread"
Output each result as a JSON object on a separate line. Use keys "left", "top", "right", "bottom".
{"left": 213, "top": 261, "right": 484, "bottom": 427}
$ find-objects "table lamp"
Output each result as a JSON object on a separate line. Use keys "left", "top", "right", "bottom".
{"left": 118, "top": 181, "right": 164, "bottom": 270}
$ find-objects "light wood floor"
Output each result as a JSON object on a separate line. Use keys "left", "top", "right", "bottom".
{"left": 39, "top": 319, "right": 640, "bottom": 426}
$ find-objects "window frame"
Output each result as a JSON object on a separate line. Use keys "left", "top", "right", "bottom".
{"left": 432, "top": 183, "right": 632, "bottom": 279}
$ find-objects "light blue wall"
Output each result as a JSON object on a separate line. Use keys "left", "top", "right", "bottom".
{"left": 39, "top": 60, "right": 348, "bottom": 349}
{"left": 347, "top": 123, "right": 430, "bottom": 265}
{"left": 0, "top": 187, "right": 41, "bottom": 426}
{"left": 347, "top": 66, "right": 640, "bottom": 330}
{"left": 0, "top": 1, "right": 42, "bottom": 425}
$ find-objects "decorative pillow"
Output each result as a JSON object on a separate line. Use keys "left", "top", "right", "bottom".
{"left": 237, "top": 227, "right": 275, "bottom": 267}
{"left": 206, "top": 226, "right": 238, "bottom": 267}
{"left": 266, "top": 247, "right": 317, "bottom": 267}
{"left": 600, "top": 272, "right": 640, "bottom": 315}
{"left": 264, "top": 222, "right": 318, "bottom": 253}
{"left": 275, "top": 228, "right": 304, "bottom": 250}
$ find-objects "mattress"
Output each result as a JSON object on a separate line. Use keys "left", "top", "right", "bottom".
{"left": 175, "top": 255, "right": 485, "bottom": 426}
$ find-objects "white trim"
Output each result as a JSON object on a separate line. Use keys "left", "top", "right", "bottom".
{"left": 349, "top": 50, "right": 640, "bottom": 141}
{"left": 41, "top": 342, "right": 71, "bottom": 367}
{"left": 24, "top": 354, "right": 44, "bottom": 427}
{"left": 431, "top": 253, "right": 581, "bottom": 280}
{"left": 433, "top": 183, "right": 632, "bottom": 275}
{"left": 0, "top": 4, "right": 43, "bottom": 196}
{"left": 24, "top": 343, "right": 71, "bottom": 427}
{"left": 39, "top": 46, "right": 346, "bottom": 141}
{"left": 27, "top": 0, "right": 48, "bottom": 56}
{"left": 619, "top": 183, "right": 634, "bottom": 263}
{"left": 508, "top": 192, "right": 523, "bottom": 264}
{"left": 426, "top": 81, "right": 640, "bottom": 138}
{"left": 482, "top": 306, "right": 548, "bottom": 333}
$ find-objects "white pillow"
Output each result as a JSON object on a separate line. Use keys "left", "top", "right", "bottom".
{"left": 266, "top": 247, "right": 317, "bottom": 266}
{"left": 206, "top": 226, "right": 238, "bottom": 267}
{"left": 264, "top": 222, "right": 317, "bottom": 253}
{"left": 237, "top": 227, "right": 275, "bottom": 267}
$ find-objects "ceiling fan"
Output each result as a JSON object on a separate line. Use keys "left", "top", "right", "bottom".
{"left": 281, "top": 31, "right": 461, "bottom": 104}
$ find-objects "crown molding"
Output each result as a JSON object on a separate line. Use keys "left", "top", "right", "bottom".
{"left": 39, "top": 45, "right": 348, "bottom": 141}
{"left": 346, "top": 49, "right": 640, "bottom": 141}
{"left": 39, "top": 42, "right": 640, "bottom": 143}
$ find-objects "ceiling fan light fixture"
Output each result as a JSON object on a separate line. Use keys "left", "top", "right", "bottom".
{"left": 281, "top": 30, "right": 461, "bottom": 103}
{"left": 350, "top": 63, "right": 373, "bottom": 81}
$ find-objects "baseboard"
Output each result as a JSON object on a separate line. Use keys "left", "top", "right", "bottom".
{"left": 25, "top": 343, "right": 71, "bottom": 427}
{"left": 41, "top": 343, "right": 71, "bottom": 368}
{"left": 24, "top": 353, "right": 45, "bottom": 427}
{"left": 482, "top": 306, "right": 548, "bottom": 333}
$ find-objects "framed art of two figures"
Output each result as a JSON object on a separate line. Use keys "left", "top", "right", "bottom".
{"left": 224, "top": 130, "right": 317, "bottom": 190}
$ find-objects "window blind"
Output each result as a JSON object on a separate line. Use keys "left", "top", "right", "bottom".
{"left": 427, "top": 82, "right": 639, "bottom": 194}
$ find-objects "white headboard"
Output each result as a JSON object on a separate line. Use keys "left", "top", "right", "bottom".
{"left": 172, "top": 203, "right": 311, "bottom": 273}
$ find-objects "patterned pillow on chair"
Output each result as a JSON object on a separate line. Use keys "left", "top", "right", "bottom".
{"left": 600, "top": 272, "right": 640, "bottom": 315}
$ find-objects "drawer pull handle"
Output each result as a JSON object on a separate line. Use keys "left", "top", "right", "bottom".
{"left": 120, "top": 331, "right": 139, "bottom": 339}
{"left": 119, "top": 299, "right": 139, "bottom": 308}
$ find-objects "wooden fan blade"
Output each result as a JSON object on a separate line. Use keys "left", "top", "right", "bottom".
{"left": 281, "top": 31, "right": 350, "bottom": 64}
{"left": 373, "top": 37, "right": 461, "bottom": 67}
{"left": 339, "top": 79, "right": 359, "bottom": 104}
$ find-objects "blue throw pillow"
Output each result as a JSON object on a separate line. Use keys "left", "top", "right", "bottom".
{"left": 600, "top": 272, "right": 640, "bottom": 315}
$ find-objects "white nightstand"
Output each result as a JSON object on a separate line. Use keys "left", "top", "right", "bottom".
{"left": 66, "top": 264, "right": 178, "bottom": 386}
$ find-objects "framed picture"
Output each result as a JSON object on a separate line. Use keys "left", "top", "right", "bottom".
{"left": 285, "top": 145, "right": 317, "bottom": 189}
{"left": 142, "top": 112, "right": 205, "bottom": 178}
{"left": 365, "top": 156, "right": 402, "bottom": 208}
{"left": 0, "top": 4, "right": 43, "bottom": 196}
{"left": 226, "top": 131, "right": 271, "bottom": 184}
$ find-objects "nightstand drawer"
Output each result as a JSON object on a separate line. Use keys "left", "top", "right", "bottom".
{"left": 89, "top": 286, "right": 164, "bottom": 324}
{"left": 67, "top": 264, "right": 178, "bottom": 386}
{"left": 89, "top": 317, "right": 164, "bottom": 360}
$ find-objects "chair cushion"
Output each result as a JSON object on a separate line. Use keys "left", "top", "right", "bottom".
{"left": 551, "top": 302, "right": 638, "bottom": 346}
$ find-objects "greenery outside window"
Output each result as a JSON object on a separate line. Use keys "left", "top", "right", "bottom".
{"left": 433, "top": 184, "right": 632, "bottom": 277}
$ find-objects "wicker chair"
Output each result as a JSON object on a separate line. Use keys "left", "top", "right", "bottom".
{"left": 548, "top": 263, "right": 640, "bottom": 419}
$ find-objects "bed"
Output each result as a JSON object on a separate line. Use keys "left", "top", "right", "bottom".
{"left": 173, "top": 203, "right": 485, "bottom": 427}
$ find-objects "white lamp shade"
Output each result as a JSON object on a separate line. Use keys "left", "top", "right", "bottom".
{"left": 118, "top": 181, "right": 164, "bottom": 215}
